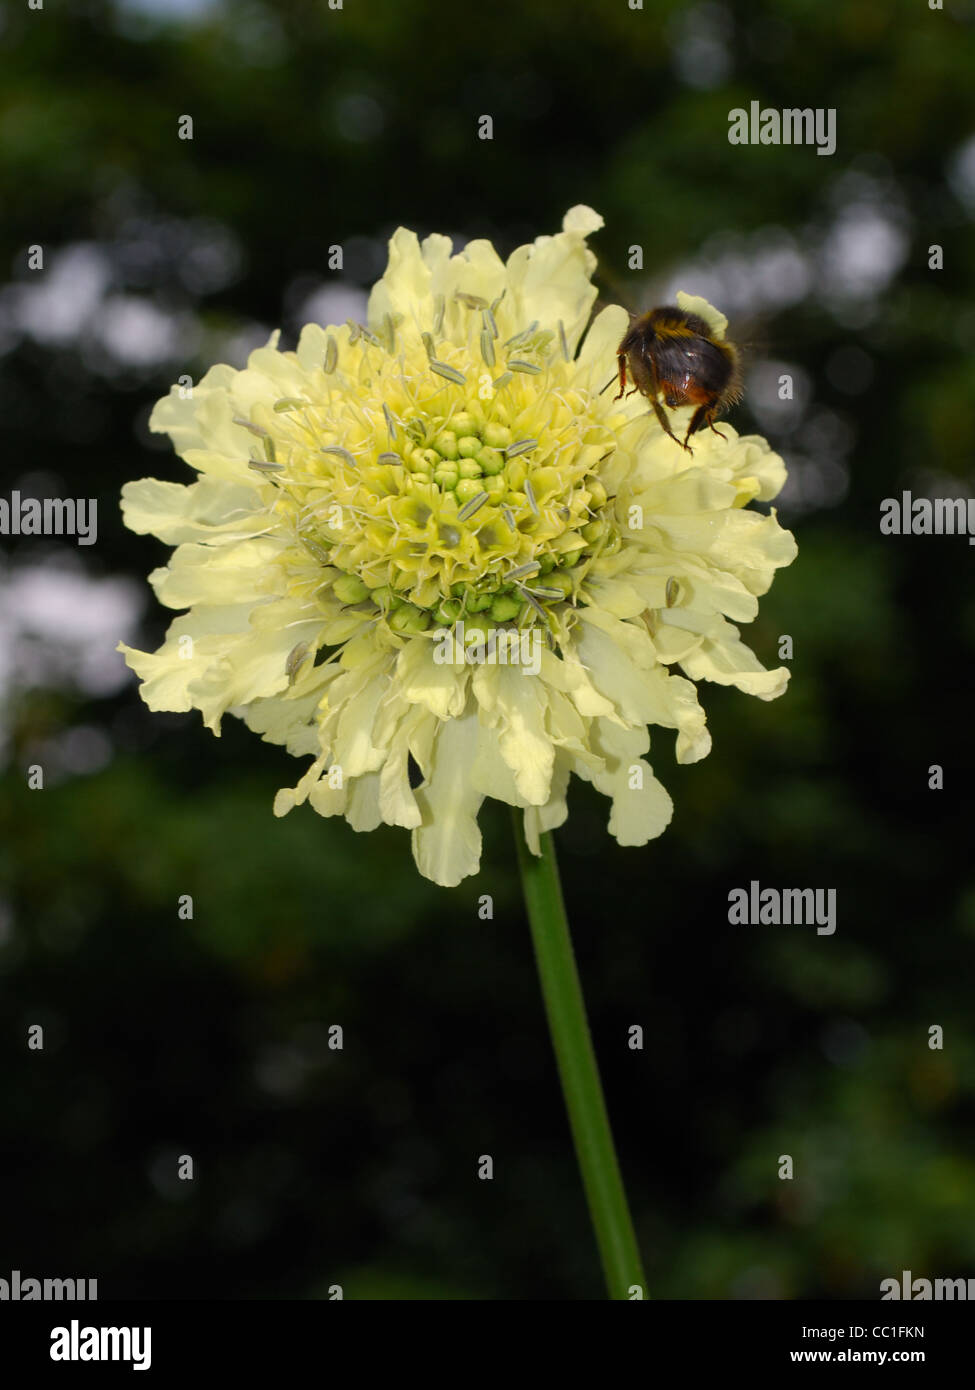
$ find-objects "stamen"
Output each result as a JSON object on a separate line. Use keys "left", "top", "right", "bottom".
{"left": 504, "top": 321, "right": 538, "bottom": 347}
{"left": 233, "top": 417, "right": 268, "bottom": 437}
{"left": 299, "top": 534, "right": 331, "bottom": 564}
{"left": 286, "top": 642, "right": 310, "bottom": 685}
{"left": 479, "top": 329, "right": 496, "bottom": 367}
{"left": 505, "top": 438, "right": 537, "bottom": 458}
{"left": 516, "top": 585, "right": 547, "bottom": 621}
{"left": 321, "top": 445, "right": 357, "bottom": 468}
{"left": 324, "top": 335, "right": 338, "bottom": 373}
{"left": 509, "top": 360, "right": 542, "bottom": 375}
{"left": 457, "top": 491, "right": 489, "bottom": 521}
{"left": 430, "top": 360, "right": 466, "bottom": 386}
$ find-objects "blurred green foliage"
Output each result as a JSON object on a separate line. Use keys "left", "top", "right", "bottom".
{"left": 1, "top": 0, "right": 974, "bottom": 1299}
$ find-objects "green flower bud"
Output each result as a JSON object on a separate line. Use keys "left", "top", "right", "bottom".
{"left": 455, "top": 479, "right": 483, "bottom": 505}
{"left": 434, "top": 468, "right": 459, "bottom": 490}
{"left": 420, "top": 448, "right": 440, "bottom": 471}
{"left": 408, "top": 448, "right": 430, "bottom": 472}
{"left": 332, "top": 573, "right": 370, "bottom": 603}
{"left": 560, "top": 546, "right": 583, "bottom": 567}
{"left": 483, "top": 474, "right": 507, "bottom": 499}
{"left": 451, "top": 411, "right": 478, "bottom": 438}
{"left": 506, "top": 459, "right": 527, "bottom": 489}
{"left": 587, "top": 479, "right": 608, "bottom": 509}
{"left": 371, "top": 585, "right": 402, "bottom": 609}
{"left": 457, "top": 435, "right": 481, "bottom": 459}
{"left": 435, "top": 431, "right": 459, "bottom": 460}
{"left": 582, "top": 519, "right": 607, "bottom": 543}
{"left": 466, "top": 591, "right": 493, "bottom": 613}
{"left": 483, "top": 422, "right": 512, "bottom": 449}
{"left": 542, "top": 570, "right": 574, "bottom": 597}
{"left": 389, "top": 604, "right": 431, "bottom": 634}
{"left": 479, "top": 447, "right": 505, "bottom": 475}
{"left": 458, "top": 458, "right": 483, "bottom": 479}
{"left": 435, "top": 598, "right": 463, "bottom": 624}
{"left": 538, "top": 553, "right": 557, "bottom": 574}
{"left": 490, "top": 592, "right": 522, "bottom": 622}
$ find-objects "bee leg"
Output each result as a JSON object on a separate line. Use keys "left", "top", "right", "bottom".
{"left": 686, "top": 406, "right": 729, "bottom": 447}
{"left": 682, "top": 404, "right": 718, "bottom": 451}
{"left": 612, "top": 354, "right": 628, "bottom": 401}
{"left": 651, "top": 396, "right": 688, "bottom": 452}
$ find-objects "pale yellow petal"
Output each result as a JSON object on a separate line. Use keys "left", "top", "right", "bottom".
{"left": 120, "top": 477, "right": 266, "bottom": 545}
{"left": 675, "top": 290, "right": 728, "bottom": 339}
{"left": 412, "top": 711, "right": 484, "bottom": 886}
{"left": 502, "top": 208, "right": 603, "bottom": 354}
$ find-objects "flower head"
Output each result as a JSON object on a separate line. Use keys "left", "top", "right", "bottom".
{"left": 119, "top": 207, "right": 797, "bottom": 885}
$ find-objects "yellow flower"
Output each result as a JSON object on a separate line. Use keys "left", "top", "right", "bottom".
{"left": 118, "top": 207, "right": 797, "bottom": 886}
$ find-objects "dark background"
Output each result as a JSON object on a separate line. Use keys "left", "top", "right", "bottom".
{"left": 1, "top": 0, "right": 974, "bottom": 1300}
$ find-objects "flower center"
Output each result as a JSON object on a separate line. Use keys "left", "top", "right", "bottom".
{"left": 244, "top": 299, "right": 620, "bottom": 639}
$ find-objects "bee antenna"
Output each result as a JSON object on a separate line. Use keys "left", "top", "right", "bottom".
{"left": 598, "top": 373, "right": 617, "bottom": 396}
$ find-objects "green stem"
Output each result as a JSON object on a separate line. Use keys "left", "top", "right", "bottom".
{"left": 511, "top": 810, "right": 647, "bottom": 1300}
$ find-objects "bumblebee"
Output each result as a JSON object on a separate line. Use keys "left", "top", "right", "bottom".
{"left": 615, "top": 306, "right": 741, "bottom": 452}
